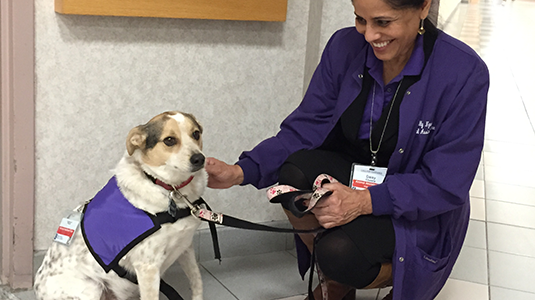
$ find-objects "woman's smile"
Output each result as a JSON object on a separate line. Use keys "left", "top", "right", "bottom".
{"left": 371, "top": 39, "right": 394, "bottom": 49}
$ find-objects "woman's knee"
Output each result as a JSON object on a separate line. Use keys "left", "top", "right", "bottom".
{"left": 278, "top": 161, "right": 311, "bottom": 190}
{"left": 315, "top": 229, "right": 380, "bottom": 289}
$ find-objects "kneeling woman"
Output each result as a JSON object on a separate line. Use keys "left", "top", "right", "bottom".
{"left": 205, "top": 0, "right": 489, "bottom": 299}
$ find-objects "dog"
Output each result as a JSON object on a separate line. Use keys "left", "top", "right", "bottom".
{"left": 34, "top": 111, "right": 207, "bottom": 300}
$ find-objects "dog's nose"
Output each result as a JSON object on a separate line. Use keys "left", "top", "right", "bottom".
{"left": 190, "top": 153, "right": 205, "bottom": 168}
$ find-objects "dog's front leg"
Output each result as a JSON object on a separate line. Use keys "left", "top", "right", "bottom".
{"left": 133, "top": 263, "right": 160, "bottom": 300}
{"left": 177, "top": 245, "right": 203, "bottom": 300}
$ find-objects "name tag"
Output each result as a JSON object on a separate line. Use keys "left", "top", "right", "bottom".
{"left": 53, "top": 211, "right": 83, "bottom": 245}
{"left": 350, "top": 164, "right": 387, "bottom": 190}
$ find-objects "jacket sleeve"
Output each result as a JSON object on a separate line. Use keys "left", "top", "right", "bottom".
{"left": 237, "top": 28, "right": 360, "bottom": 189}
{"left": 369, "top": 58, "right": 489, "bottom": 221}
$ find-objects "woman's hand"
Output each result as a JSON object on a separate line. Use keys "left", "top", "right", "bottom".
{"left": 205, "top": 157, "right": 244, "bottom": 189}
{"left": 311, "top": 182, "right": 373, "bottom": 229}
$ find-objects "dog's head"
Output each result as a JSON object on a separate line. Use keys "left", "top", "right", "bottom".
{"left": 126, "top": 111, "right": 205, "bottom": 185}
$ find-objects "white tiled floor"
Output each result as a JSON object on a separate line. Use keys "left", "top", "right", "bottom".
{"left": 9, "top": 0, "right": 535, "bottom": 299}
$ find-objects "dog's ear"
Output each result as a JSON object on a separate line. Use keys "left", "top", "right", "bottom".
{"left": 126, "top": 126, "right": 147, "bottom": 156}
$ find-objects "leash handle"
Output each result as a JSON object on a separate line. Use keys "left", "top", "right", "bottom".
{"left": 268, "top": 174, "right": 338, "bottom": 218}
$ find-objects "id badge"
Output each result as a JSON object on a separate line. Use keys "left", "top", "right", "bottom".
{"left": 350, "top": 163, "right": 387, "bottom": 190}
{"left": 53, "top": 211, "right": 83, "bottom": 245}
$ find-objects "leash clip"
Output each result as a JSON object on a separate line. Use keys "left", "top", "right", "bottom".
{"left": 170, "top": 188, "right": 201, "bottom": 219}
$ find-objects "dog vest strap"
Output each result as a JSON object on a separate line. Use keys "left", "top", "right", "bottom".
{"left": 155, "top": 198, "right": 205, "bottom": 225}
{"left": 159, "top": 280, "right": 184, "bottom": 300}
{"left": 112, "top": 264, "right": 184, "bottom": 300}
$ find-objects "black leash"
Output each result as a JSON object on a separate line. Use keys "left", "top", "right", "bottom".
{"left": 195, "top": 200, "right": 324, "bottom": 234}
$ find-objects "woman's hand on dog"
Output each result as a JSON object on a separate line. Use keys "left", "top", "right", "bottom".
{"left": 307, "top": 183, "right": 373, "bottom": 229}
{"left": 205, "top": 157, "right": 244, "bottom": 189}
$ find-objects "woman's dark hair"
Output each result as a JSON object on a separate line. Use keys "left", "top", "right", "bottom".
{"left": 382, "top": 0, "right": 426, "bottom": 9}
{"left": 351, "top": 0, "right": 438, "bottom": 31}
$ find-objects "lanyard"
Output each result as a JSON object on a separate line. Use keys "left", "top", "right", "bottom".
{"left": 369, "top": 79, "right": 403, "bottom": 166}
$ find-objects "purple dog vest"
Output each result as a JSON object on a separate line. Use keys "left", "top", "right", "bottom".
{"left": 81, "top": 177, "right": 166, "bottom": 273}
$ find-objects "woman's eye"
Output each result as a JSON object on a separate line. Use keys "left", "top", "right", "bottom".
{"left": 376, "top": 20, "right": 391, "bottom": 27}
{"left": 192, "top": 130, "right": 201, "bottom": 141}
{"left": 163, "top": 137, "right": 177, "bottom": 147}
{"left": 356, "top": 16, "right": 366, "bottom": 25}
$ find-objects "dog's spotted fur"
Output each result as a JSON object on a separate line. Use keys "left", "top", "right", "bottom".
{"left": 34, "top": 111, "right": 207, "bottom": 300}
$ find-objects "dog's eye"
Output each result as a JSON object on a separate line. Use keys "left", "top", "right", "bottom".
{"left": 163, "top": 137, "right": 177, "bottom": 147}
{"left": 192, "top": 130, "right": 201, "bottom": 141}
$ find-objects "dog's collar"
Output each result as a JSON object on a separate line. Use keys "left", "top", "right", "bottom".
{"left": 145, "top": 173, "right": 194, "bottom": 191}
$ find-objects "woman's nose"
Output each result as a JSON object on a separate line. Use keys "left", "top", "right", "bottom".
{"left": 364, "top": 25, "right": 380, "bottom": 43}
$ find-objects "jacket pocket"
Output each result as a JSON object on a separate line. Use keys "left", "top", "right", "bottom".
{"left": 415, "top": 232, "right": 451, "bottom": 272}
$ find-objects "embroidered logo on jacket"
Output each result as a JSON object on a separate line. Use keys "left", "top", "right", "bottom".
{"left": 416, "top": 120, "right": 435, "bottom": 135}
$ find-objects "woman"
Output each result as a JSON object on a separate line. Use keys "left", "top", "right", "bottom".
{"left": 206, "top": 0, "right": 489, "bottom": 299}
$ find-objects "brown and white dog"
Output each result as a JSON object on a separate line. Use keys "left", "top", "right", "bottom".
{"left": 34, "top": 111, "right": 207, "bottom": 300}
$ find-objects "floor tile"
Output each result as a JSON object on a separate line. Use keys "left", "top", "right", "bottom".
{"left": 464, "top": 220, "right": 487, "bottom": 249}
{"left": 376, "top": 288, "right": 392, "bottom": 299}
{"left": 487, "top": 222, "right": 535, "bottom": 258}
{"left": 274, "top": 296, "right": 304, "bottom": 300}
{"left": 435, "top": 278, "right": 489, "bottom": 300}
{"left": 275, "top": 289, "right": 381, "bottom": 300}
{"left": 483, "top": 140, "right": 535, "bottom": 155}
{"left": 490, "top": 286, "right": 535, "bottom": 300}
{"left": 470, "top": 180, "right": 485, "bottom": 198}
{"left": 485, "top": 165, "right": 535, "bottom": 188}
{"left": 470, "top": 197, "right": 486, "bottom": 221}
{"left": 485, "top": 181, "right": 535, "bottom": 207}
{"left": 487, "top": 200, "right": 535, "bottom": 229}
{"left": 201, "top": 251, "right": 310, "bottom": 300}
{"left": 484, "top": 151, "right": 535, "bottom": 169}
{"left": 474, "top": 163, "right": 485, "bottom": 181}
{"left": 161, "top": 262, "right": 236, "bottom": 300}
{"left": 197, "top": 221, "right": 292, "bottom": 262}
{"left": 489, "top": 251, "right": 535, "bottom": 294}
{"left": 11, "top": 291, "right": 36, "bottom": 300}
{"left": 450, "top": 246, "right": 488, "bottom": 285}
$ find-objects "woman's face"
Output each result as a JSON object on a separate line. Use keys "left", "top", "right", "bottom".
{"left": 352, "top": 0, "right": 430, "bottom": 67}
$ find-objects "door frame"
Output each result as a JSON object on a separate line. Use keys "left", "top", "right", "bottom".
{"left": 0, "top": 0, "right": 35, "bottom": 289}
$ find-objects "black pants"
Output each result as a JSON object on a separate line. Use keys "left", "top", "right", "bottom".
{"left": 279, "top": 149, "right": 395, "bottom": 288}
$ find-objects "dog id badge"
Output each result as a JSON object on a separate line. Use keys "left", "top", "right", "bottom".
{"left": 53, "top": 211, "right": 83, "bottom": 245}
{"left": 350, "top": 163, "right": 387, "bottom": 190}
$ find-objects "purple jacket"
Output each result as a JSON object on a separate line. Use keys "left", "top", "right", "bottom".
{"left": 237, "top": 27, "right": 489, "bottom": 300}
